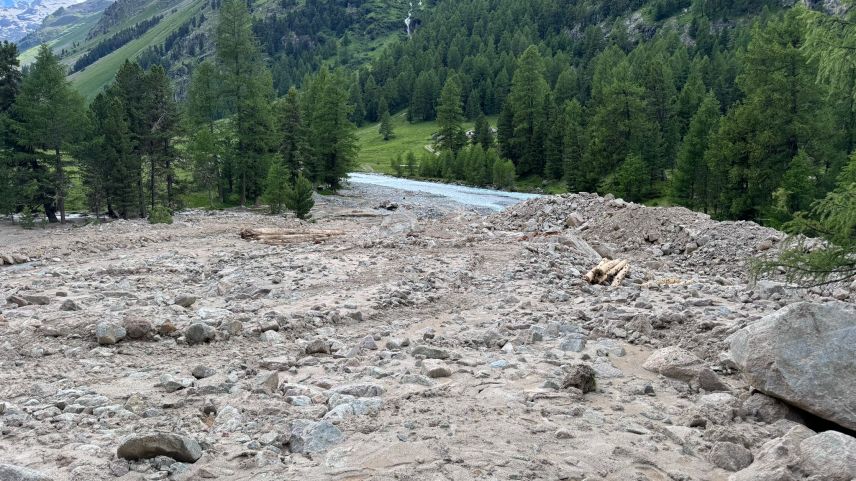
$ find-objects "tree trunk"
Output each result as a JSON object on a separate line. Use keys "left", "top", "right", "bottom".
{"left": 55, "top": 148, "right": 65, "bottom": 224}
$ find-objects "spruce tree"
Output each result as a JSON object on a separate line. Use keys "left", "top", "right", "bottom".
{"left": 263, "top": 161, "right": 290, "bottom": 214}
{"left": 278, "top": 87, "right": 307, "bottom": 181}
{"left": 473, "top": 113, "right": 493, "bottom": 148}
{"left": 562, "top": 100, "right": 586, "bottom": 192}
{"left": 305, "top": 68, "right": 358, "bottom": 191}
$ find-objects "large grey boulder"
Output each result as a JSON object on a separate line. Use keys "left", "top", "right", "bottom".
{"left": 642, "top": 346, "right": 704, "bottom": 382}
{"left": 288, "top": 420, "right": 344, "bottom": 453}
{"left": 729, "top": 302, "right": 856, "bottom": 430}
{"left": 117, "top": 433, "right": 202, "bottom": 463}
{"left": 799, "top": 431, "right": 856, "bottom": 481}
{"left": 0, "top": 464, "right": 52, "bottom": 481}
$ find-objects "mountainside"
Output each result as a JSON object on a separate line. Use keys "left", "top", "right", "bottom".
{"left": 0, "top": 0, "right": 91, "bottom": 41}
{"left": 20, "top": 0, "right": 415, "bottom": 100}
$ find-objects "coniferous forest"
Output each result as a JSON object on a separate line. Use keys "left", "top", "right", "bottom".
{"left": 0, "top": 0, "right": 855, "bottom": 236}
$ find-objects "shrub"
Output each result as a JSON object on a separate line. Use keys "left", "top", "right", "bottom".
{"left": 148, "top": 205, "right": 173, "bottom": 224}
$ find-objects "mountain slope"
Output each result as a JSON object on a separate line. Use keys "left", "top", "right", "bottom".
{"left": 22, "top": 0, "right": 416, "bottom": 100}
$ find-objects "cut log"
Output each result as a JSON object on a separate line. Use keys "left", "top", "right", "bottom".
{"left": 611, "top": 265, "right": 630, "bottom": 286}
{"left": 240, "top": 228, "right": 345, "bottom": 245}
{"left": 584, "top": 258, "right": 631, "bottom": 287}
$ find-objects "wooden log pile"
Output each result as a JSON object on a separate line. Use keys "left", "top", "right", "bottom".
{"left": 584, "top": 258, "right": 631, "bottom": 286}
{"left": 239, "top": 228, "right": 345, "bottom": 246}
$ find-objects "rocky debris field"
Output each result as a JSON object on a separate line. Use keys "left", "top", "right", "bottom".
{"left": 1, "top": 184, "right": 855, "bottom": 481}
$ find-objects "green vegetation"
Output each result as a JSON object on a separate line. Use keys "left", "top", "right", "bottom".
{"left": 147, "top": 205, "right": 173, "bottom": 224}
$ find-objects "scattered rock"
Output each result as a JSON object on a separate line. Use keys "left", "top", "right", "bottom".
{"left": 95, "top": 322, "right": 126, "bottom": 345}
{"left": 123, "top": 316, "right": 152, "bottom": 340}
{"left": 642, "top": 346, "right": 704, "bottom": 382}
{"left": 0, "top": 464, "right": 52, "bottom": 481}
{"left": 799, "top": 431, "right": 856, "bottom": 481}
{"left": 305, "top": 338, "right": 330, "bottom": 355}
{"left": 288, "top": 420, "right": 344, "bottom": 454}
{"left": 174, "top": 295, "right": 197, "bottom": 308}
{"left": 421, "top": 360, "right": 452, "bottom": 378}
{"left": 191, "top": 366, "right": 215, "bottom": 379}
{"left": 410, "top": 345, "right": 450, "bottom": 359}
{"left": 729, "top": 302, "right": 856, "bottom": 430}
{"left": 59, "top": 299, "right": 80, "bottom": 311}
{"left": 708, "top": 441, "right": 753, "bottom": 472}
{"left": 185, "top": 323, "right": 216, "bottom": 345}
{"left": 561, "top": 364, "right": 596, "bottom": 393}
{"left": 116, "top": 433, "right": 203, "bottom": 463}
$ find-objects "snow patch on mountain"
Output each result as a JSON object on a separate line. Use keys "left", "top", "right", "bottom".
{"left": 0, "top": 0, "right": 89, "bottom": 42}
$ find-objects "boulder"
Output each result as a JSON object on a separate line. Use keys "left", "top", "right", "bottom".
{"left": 561, "top": 364, "right": 596, "bottom": 393}
{"left": 95, "top": 322, "right": 126, "bottom": 345}
{"left": 123, "top": 317, "right": 152, "bottom": 340}
{"left": 410, "top": 345, "right": 450, "bottom": 359}
{"left": 728, "top": 424, "right": 815, "bottom": 481}
{"left": 642, "top": 346, "right": 704, "bottom": 382}
{"left": 708, "top": 441, "right": 753, "bottom": 472}
{"left": 288, "top": 420, "right": 344, "bottom": 454}
{"left": 117, "top": 433, "right": 202, "bottom": 463}
{"left": 799, "top": 431, "right": 856, "bottom": 481}
{"left": 0, "top": 464, "right": 52, "bottom": 481}
{"left": 185, "top": 323, "right": 215, "bottom": 345}
{"left": 729, "top": 302, "right": 856, "bottom": 430}
{"left": 421, "top": 360, "right": 452, "bottom": 378}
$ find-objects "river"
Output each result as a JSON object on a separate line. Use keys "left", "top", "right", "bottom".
{"left": 347, "top": 173, "right": 541, "bottom": 211}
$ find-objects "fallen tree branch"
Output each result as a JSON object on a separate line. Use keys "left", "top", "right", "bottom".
{"left": 239, "top": 228, "right": 345, "bottom": 245}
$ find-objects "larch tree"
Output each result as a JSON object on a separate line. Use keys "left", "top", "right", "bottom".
{"left": 13, "top": 45, "right": 85, "bottom": 223}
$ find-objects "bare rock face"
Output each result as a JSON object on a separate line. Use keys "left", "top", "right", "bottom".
{"left": 0, "top": 464, "right": 52, "bottom": 481}
{"left": 728, "top": 424, "right": 815, "bottom": 481}
{"left": 116, "top": 433, "right": 202, "bottom": 463}
{"left": 729, "top": 302, "right": 856, "bottom": 430}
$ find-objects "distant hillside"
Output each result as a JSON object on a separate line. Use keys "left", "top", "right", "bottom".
{"left": 0, "top": 0, "right": 91, "bottom": 41}
{"left": 20, "top": 0, "right": 416, "bottom": 100}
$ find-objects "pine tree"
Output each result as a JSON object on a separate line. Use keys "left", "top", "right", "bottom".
{"left": 543, "top": 95, "right": 564, "bottom": 181}
{"left": 379, "top": 109, "right": 394, "bottom": 141}
{"left": 141, "top": 65, "right": 180, "bottom": 210}
{"left": 670, "top": 92, "right": 720, "bottom": 211}
{"left": 13, "top": 45, "right": 85, "bottom": 223}
{"left": 187, "top": 61, "right": 225, "bottom": 204}
{"left": 436, "top": 75, "right": 465, "bottom": 153}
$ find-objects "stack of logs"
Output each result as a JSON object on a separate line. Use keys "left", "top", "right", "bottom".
{"left": 584, "top": 258, "right": 630, "bottom": 286}
{"left": 0, "top": 253, "right": 30, "bottom": 267}
{"left": 239, "top": 228, "right": 344, "bottom": 246}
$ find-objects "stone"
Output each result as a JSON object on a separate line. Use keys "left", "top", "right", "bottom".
{"left": 728, "top": 424, "right": 814, "bottom": 481}
{"left": 288, "top": 420, "right": 344, "bottom": 454}
{"left": 117, "top": 433, "right": 202, "bottom": 463}
{"left": 799, "top": 431, "right": 856, "bottom": 481}
{"left": 0, "top": 464, "right": 52, "bottom": 481}
{"left": 559, "top": 334, "right": 586, "bottom": 352}
{"left": 410, "top": 345, "right": 450, "bottom": 359}
{"left": 697, "top": 368, "right": 730, "bottom": 392}
{"left": 191, "top": 366, "right": 215, "bottom": 379}
{"left": 708, "top": 441, "right": 753, "bottom": 472}
{"left": 642, "top": 346, "right": 704, "bottom": 382}
{"left": 123, "top": 317, "right": 152, "bottom": 340}
{"left": 174, "top": 295, "right": 196, "bottom": 308}
{"left": 22, "top": 295, "right": 50, "bottom": 305}
{"left": 305, "top": 339, "right": 330, "bottom": 355}
{"left": 60, "top": 299, "right": 80, "bottom": 311}
{"left": 185, "top": 323, "right": 215, "bottom": 345}
{"left": 421, "top": 360, "right": 452, "bottom": 378}
{"left": 729, "top": 302, "right": 856, "bottom": 430}
{"left": 95, "top": 322, "right": 126, "bottom": 345}
{"left": 7, "top": 295, "right": 28, "bottom": 307}
{"left": 359, "top": 335, "right": 378, "bottom": 350}
{"left": 740, "top": 392, "right": 800, "bottom": 424}
{"left": 254, "top": 371, "right": 279, "bottom": 393}
{"left": 333, "top": 383, "right": 384, "bottom": 398}
{"left": 386, "top": 337, "right": 410, "bottom": 350}
{"left": 259, "top": 330, "right": 283, "bottom": 344}
{"left": 561, "top": 364, "right": 596, "bottom": 393}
